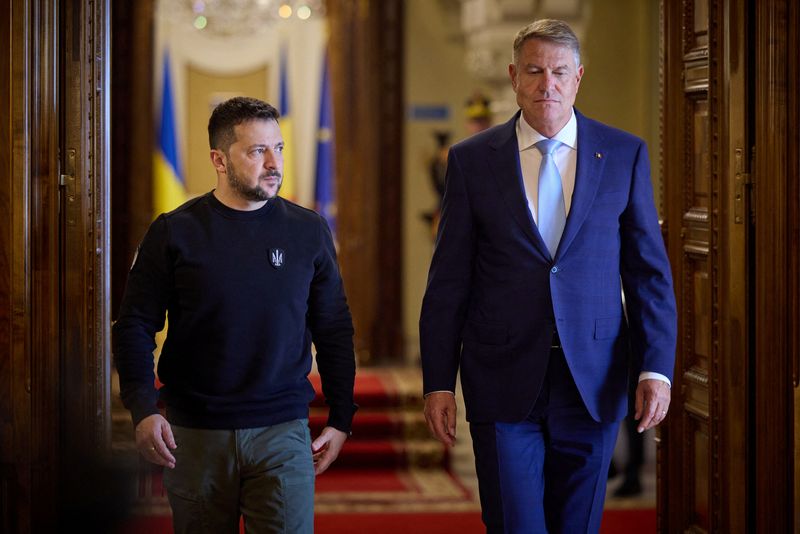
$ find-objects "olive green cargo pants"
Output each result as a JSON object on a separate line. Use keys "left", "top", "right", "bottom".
{"left": 162, "top": 419, "right": 314, "bottom": 534}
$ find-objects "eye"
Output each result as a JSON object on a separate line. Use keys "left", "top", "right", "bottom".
{"left": 252, "top": 147, "right": 266, "bottom": 155}
{"left": 275, "top": 144, "right": 285, "bottom": 154}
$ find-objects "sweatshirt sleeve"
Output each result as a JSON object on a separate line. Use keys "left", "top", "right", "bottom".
{"left": 112, "top": 215, "right": 172, "bottom": 426}
{"left": 307, "top": 216, "right": 357, "bottom": 433}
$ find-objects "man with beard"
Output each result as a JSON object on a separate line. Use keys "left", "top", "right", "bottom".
{"left": 113, "top": 96, "right": 356, "bottom": 533}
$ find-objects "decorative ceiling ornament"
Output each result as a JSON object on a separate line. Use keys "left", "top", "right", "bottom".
{"left": 160, "top": 0, "right": 326, "bottom": 38}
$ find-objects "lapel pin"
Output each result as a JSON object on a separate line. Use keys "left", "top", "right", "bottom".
{"left": 595, "top": 152, "right": 603, "bottom": 159}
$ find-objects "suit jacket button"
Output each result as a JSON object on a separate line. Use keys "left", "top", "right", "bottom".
{"left": 551, "top": 266, "right": 559, "bottom": 274}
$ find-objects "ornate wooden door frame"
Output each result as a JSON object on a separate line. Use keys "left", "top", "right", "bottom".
{"left": 660, "top": 0, "right": 750, "bottom": 531}
{"left": 60, "top": 0, "right": 112, "bottom": 505}
{"left": 0, "top": 1, "right": 110, "bottom": 530}
{"left": 660, "top": 0, "right": 799, "bottom": 531}
{"left": 0, "top": 1, "right": 61, "bottom": 530}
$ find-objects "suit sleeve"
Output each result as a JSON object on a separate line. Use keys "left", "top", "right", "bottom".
{"left": 308, "top": 216, "right": 357, "bottom": 433}
{"left": 419, "top": 148, "right": 476, "bottom": 394}
{"left": 619, "top": 142, "right": 678, "bottom": 381}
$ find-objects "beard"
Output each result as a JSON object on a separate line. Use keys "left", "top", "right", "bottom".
{"left": 226, "top": 160, "right": 282, "bottom": 201}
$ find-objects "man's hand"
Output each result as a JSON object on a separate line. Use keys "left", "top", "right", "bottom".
{"left": 635, "top": 379, "right": 671, "bottom": 433}
{"left": 135, "top": 414, "right": 177, "bottom": 469}
{"left": 312, "top": 426, "right": 348, "bottom": 475}
{"left": 423, "top": 392, "right": 457, "bottom": 447}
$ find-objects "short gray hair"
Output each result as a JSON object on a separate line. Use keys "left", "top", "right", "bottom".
{"left": 512, "top": 19, "right": 581, "bottom": 68}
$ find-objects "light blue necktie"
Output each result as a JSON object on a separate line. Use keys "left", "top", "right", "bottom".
{"left": 535, "top": 138, "right": 566, "bottom": 258}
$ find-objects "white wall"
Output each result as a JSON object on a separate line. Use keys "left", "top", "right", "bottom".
{"left": 403, "top": 0, "right": 486, "bottom": 362}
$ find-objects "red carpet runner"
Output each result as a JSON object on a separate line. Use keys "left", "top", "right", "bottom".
{"left": 308, "top": 369, "right": 474, "bottom": 513}
{"left": 118, "top": 368, "right": 655, "bottom": 532}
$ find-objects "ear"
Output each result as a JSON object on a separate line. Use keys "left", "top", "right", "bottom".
{"left": 508, "top": 63, "right": 518, "bottom": 91}
{"left": 575, "top": 64, "right": 584, "bottom": 89}
{"left": 210, "top": 149, "right": 227, "bottom": 174}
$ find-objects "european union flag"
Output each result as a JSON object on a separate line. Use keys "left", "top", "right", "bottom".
{"left": 279, "top": 45, "right": 296, "bottom": 201}
{"left": 314, "top": 51, "right": 336, "bottom": 237}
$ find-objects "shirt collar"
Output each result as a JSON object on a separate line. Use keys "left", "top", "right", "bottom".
{"left": 516, "top": 108, "right": 578, "bottom": 151}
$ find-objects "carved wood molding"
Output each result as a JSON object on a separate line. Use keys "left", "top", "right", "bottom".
{"left": 656, "top": 4, "right": 666, "bottom": 527}
{"left": 60, "top": 0, "right": 111, "bottom": 508}
{"left": 685, "top": 366, "right": 710, "bottom": 386}
{"left": 708, "top": 0, "right": 722, "bottom": 526}
{"left": 660, "top": 1, "right": 686, "bottom": 528}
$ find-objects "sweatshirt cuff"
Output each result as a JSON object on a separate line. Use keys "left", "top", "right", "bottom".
{"left": 326, "top": 403, "right": 359, "bottom": 435}
{"left": 423, "top": 390, "right": 455, "bottom": 398}
{"left": 131, "top": 405, "right": 161, "bottom": 427}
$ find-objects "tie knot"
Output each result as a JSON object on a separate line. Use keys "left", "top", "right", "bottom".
{"left": 535, "top": 138, "right": 561, "bottom": 156}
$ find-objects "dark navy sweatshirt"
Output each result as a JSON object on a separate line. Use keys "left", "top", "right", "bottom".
{"left": 113, "top": 192, "right": 357, "bottom": 432}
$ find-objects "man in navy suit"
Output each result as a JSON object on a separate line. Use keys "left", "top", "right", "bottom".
{"left": 420, "top": 19, "right": 676, "bottom": 533}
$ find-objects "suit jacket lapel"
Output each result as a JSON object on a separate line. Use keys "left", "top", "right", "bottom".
{"left": 556, "top": 111, "right": 607, "bottom": 259}
{"left": 488, "top": 113, "right": 551, "bottom": 259}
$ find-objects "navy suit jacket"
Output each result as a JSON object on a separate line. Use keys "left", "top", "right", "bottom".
{"left": 420, "top": 109, "right": 677, "bottom": 424}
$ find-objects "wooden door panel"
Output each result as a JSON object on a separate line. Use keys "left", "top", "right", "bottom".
{"left": 674, "top": 15, "right": 713, "bottom": 527}
{"left": 688, "top": 416, "right": 710, "bottom": 531}
{"left": 691, "top": 0, "right": 709, "bottom": 48}
{"left": 690, "top": 263, "right": 710, "bottom": 368}
{"left": 689, "top": 100, "right": 710, "bottom": 204}
{"left": 661, "top": 0, "right": 750, "bottom": 531}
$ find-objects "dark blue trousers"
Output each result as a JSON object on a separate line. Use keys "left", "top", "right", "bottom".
{"left": 469, "top": 349, "right": 620, "bottom": 534}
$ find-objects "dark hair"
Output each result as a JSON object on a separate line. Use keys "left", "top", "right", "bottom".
{"left": 513, "top": 19, "right": 581, "bottom": 68}
{"left": 208, "top": 96, "right": 280, "bottom": 152}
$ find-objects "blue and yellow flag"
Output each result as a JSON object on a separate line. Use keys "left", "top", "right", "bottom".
{"left": 314, "top": 51, "right": 336, "bottom": 237}
{"left": 279, "top": 46, "right": 296, "bottom": 201}
{"left": 153, "top": 50, "right": 186, "bottom": 216}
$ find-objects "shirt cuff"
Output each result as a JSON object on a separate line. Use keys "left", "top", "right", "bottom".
{"left": 423, "top": 390, "right": 455, "bottom": 398}
{"left": 638, "top": 372, "right": 671, "bottom": 387}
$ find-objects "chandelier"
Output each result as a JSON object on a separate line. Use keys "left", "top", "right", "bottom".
{"left": 162, "top": 0, "right": 326, "bottom": 38}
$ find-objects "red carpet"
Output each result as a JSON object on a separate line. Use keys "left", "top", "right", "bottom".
{"left": 120, "top": 509, "right": 654, "bottom": 533}
{"left": 121, "top": 369, "right": 655, "bottom": 533}
{"left": 311, "top": 369, "right": 450, "bottom": 478}
{"left": 309, "top": 373, "right": 402, "bottom": 409}
{"left": 310, "top": 369, "right": 459, "bottom": 513}
{"left": 601, "top": 509, "right": 656, "bottom": 533}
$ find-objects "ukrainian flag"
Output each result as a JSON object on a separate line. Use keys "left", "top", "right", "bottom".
{"left": 279, "top": 46, "right": 295, "bottom": 201}
{"left": 315, "top": 51, "right": 336, "bottom": 237}
{"left": 153, "top": 50, "right": 186, "bottom": 216}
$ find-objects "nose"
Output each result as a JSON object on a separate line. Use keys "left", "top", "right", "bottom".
{"left": 539, "top": 71, "right": 556, "bottom": 93}
{"left": 262, "top": 149, "right": 278, "bottom": 169}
